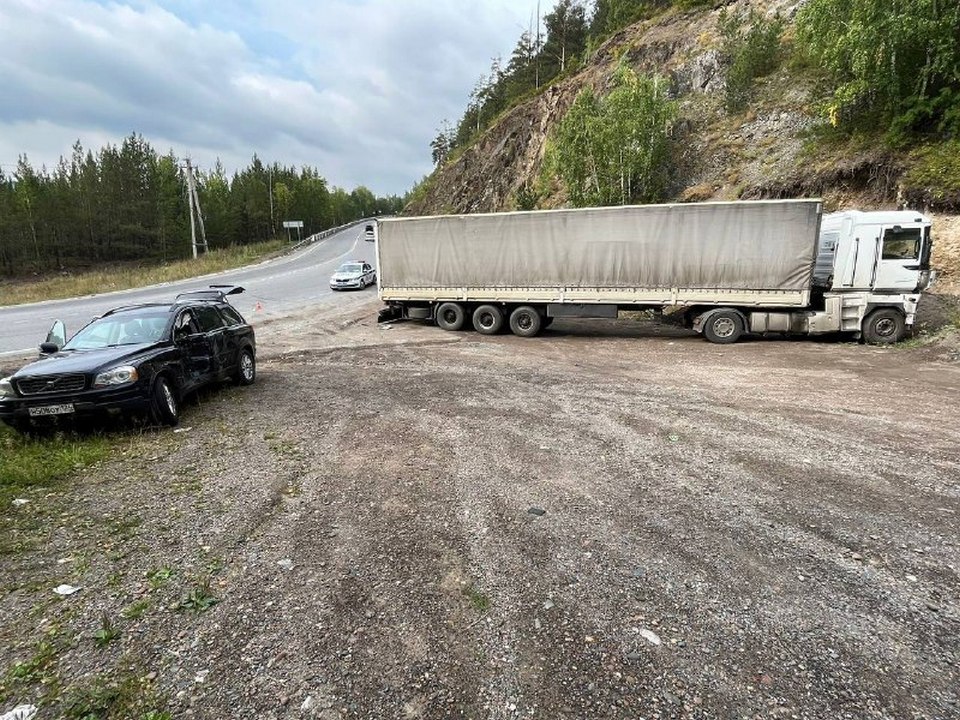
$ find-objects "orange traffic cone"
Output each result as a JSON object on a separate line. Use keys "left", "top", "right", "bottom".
{"left": 254, "top": 301, "right": 263, "bottom": 312}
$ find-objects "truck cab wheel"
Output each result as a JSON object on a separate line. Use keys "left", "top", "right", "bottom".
{"left": 862, "top": 308, "right": 906, "bottom": 344}
{"left": 472, "top": 305, "right": 504, "bottom": 334}
{"left": 703, "top": 310, "right": 745, "bottom": 344}
{"left": 509, "top": 306, "right": 542, "bottom": 337}
{"left": 435, "top": 302, "right": 466, "bottom": 331}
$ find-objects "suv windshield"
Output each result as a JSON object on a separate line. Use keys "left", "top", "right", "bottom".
{"left": 63, "top": 310, "right": 170, "bottom": 350}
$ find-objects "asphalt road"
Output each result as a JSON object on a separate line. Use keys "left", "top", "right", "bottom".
{"left": 0, "top": 223, "right": 375, "bottom": 356}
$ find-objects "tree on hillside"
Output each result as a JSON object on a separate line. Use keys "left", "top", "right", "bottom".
{"left": 431, "top": 121, "right": 453, "bottom": 167}
{"left": 502, "top": 30, "right": 541, "bottom": 101}
{"left": 797, "top": 0, "right": 960, "bottom": 136}
{"left": 547, "top": 66, "right": 676, "bottom": 206}
{"left": 541, "top": 0, "right": 588, "bottom": 76}
{"left": 588, "top": 0, "right": 650, "bottom": 39}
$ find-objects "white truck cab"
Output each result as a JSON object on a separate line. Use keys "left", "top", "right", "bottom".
{"left": 808, "top": 210, "right": 933, "bottom": 342}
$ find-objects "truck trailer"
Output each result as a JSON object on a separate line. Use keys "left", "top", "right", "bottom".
{"left": 375, "top": 200, "right": 933, "bottom": 344}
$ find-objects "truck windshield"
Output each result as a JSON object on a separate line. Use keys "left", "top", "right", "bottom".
{"left": 882, "top": 227, "right": 921, "bottom": 260}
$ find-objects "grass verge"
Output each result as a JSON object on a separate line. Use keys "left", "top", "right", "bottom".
{"left": 0, "top": 424, "right": 114, "bottom": 504}
{"left": 0, "top": 239, "right": 290, "bottom": 307}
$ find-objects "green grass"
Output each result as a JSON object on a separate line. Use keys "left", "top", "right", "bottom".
{"left": 179, "top": 582, "right": 218, "bottom": 613}
{"left": 464, "top": 584, "right": 491, "bottom": 613}
{"left": 121, "top": 599, "right": 152, "bottom": 621}
{"left": 63, "top": 671, "right": 169, "bottom": 720}
{"left": 146, "top": 566, "right": 174, "bottom": 588}
{"left": 0, "top": 632, "right": 66, "bottom": 704}
{"left": 903, "top": 140, "right": 960, "bottom": 204}
{"left": 93, "top": 614, "right": 121, "bottom": 648}
{"left": 0, "top": 424, "right": 113, "bottom": 503}
{"left": 3, "top": 639, "right": 60, "bottom": 688}
{"left": 0, "top": 238, "right": 289, "bottom": 307}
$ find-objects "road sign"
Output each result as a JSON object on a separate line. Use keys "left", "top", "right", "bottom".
{"left": 283, "top": 220, "right": 304, "bottom": 228}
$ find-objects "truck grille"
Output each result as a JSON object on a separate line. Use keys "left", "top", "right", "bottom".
{"left": 16, "top": 374, "right": 86, "bottom": 396}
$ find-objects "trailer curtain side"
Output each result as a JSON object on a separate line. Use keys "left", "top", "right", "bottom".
{"left": 378, "top": 200, "right": 821, "bottom": 292}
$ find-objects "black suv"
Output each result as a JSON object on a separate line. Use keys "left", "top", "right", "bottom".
{"left": 0, "top": 287, "right": 256, "bottom": 431}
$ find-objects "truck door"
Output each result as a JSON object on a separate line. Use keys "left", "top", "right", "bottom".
{"left": 873, "top": 225, "right": 924, "bottom": 292}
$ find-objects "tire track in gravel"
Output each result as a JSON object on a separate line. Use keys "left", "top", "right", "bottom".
{"left": 130, "top": 328, "right": 960, "bottom": 719}
{"left": 346, "top": 333, "right": 960, "bottom": 719}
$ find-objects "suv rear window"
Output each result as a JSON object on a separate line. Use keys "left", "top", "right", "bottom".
{"left": 195, "top": 305, "right": 226, "bottom": 332}
{"left": 219, "top": 305, "right": 245, "bottom": 326}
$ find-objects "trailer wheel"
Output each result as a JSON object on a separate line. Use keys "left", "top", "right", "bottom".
{"left": 862, "top": 308, "right": 905, "bottom": 344}
{"left": 703, "top": 310, "right": 744, "bottom": 344}
{"left": 509, "top": 306, "right": 542, "bottom": 337}
{"left": 435, "top": 302, "right": 466, "bottom": 331}
{"left": 472, "top": 305, "right": 504, "bottom": 334}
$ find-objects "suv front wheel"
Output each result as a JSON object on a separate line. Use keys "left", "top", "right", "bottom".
{"left": 151, "top": 376, "right": 180, "bottom": 426}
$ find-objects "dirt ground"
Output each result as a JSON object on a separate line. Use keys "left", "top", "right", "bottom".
{"left": 2, "top": 295, "right": 959, "bottom": 720}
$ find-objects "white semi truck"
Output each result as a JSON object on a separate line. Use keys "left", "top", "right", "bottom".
{"left": 375, "top": 200, "right": 933, "bottom": 344}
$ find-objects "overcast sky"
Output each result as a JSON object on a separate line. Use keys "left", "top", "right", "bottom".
{"left": 0, "top": 0, "right": 540, "bottom": 196}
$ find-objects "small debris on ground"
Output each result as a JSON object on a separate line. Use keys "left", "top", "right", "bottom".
{"left": 639, "top": 628, "right": 662, "bottom": 646}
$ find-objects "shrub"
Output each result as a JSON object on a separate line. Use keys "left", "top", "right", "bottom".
{"left": 719, "top": 9, "right": 784, "bottom": 113}
{"left": 546, "top": 66, "right": 677, "bottom": 207}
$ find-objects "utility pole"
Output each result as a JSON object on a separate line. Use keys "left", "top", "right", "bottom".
{"left": 184, "top": 158, "right": 207, "bottom": 259}
{"left": 268, "top": 165, "right": 275, "bottom": 236}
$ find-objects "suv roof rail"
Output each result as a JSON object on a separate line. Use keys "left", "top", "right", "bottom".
{"left": 99, "top": 302, "right": 170, "bottom": 318}
{"left": 174, "top": 285, "right": 245, "bottom": 303}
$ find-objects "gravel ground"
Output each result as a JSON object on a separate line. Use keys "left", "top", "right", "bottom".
{"left": 1, "top": 295, "right": 959, "bottom": 720}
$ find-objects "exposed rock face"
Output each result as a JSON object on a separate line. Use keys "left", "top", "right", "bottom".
{"left": 405, "top": 0, "right": 958, "bottom": 278}
{"left": 416, "top": 83, "right": 577, "bottom": 215}
{"left": 406, "top": 0, "right": 814, "bottom": 216}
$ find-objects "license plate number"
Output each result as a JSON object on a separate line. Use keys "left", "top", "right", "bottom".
{"left": 28, "top": 404, "right": 75, "bottom": 417}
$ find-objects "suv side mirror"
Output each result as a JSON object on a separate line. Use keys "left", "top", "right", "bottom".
{"left": 45, "top": 320, "right": 66, "bottom": 348}
{"left": 39, "top": 342, "right": 60, "bottom": 355}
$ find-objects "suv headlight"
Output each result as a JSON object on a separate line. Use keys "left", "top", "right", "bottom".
{"left": 94, "top": 365, "right": 139, "bottom": 388}
{"left": 0, "top": 377, "right": 15, "bottom": 399}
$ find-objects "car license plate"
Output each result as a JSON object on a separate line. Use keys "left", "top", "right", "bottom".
{"left": 28, "top": 404, "right": 75, "bottom": 417}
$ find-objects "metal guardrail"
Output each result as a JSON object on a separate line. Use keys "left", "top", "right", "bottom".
{"left": 290, "top": 219, "right": 369, "bottom": 252}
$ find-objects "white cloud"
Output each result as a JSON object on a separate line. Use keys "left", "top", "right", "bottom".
{"left": 0, "top": 0, "right": 535, "bottom": 194}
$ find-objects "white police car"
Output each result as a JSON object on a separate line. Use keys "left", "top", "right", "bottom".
{"left": 329, "top": 261, "right": 376, "bottom": 291}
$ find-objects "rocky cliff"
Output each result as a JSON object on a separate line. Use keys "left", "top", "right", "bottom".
{"left": 406, "top": 0, "right": 960, "bottom": 283}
